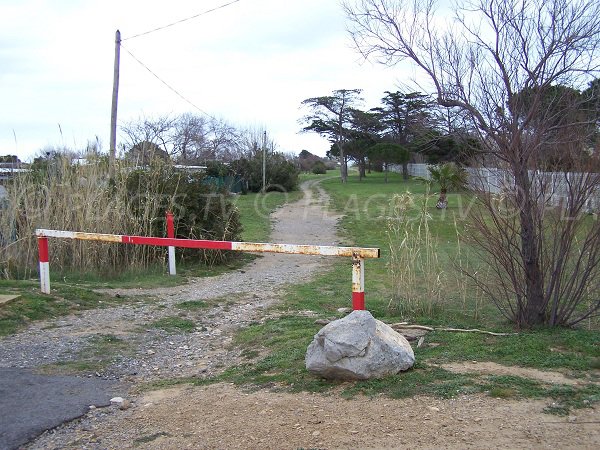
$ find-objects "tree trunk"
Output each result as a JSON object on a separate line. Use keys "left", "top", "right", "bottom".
{"left": 436, "top": 189, "right": 448, "bottom": 209}
{"left": 385, "top": 163, "right": 388, "bottom": 183}
{"left": 402, "top": 163, "right": 409, "bottom": 181}
{"left": 513, "top": 165, "right": 546, "bottom": 326}
{"left": 339, "top": 143, "right": 348, "bottom": 183}
{"left": 359, "top": 158, "right": 366, "bottom": 180}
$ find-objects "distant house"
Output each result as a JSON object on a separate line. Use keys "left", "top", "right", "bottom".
{"left": 0, "top": 165, "right": 28, "bottom": 184}
{"left": 0, "top": 185, "right": 7, "bottom": 210}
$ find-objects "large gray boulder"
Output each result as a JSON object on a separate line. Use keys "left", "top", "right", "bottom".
{"left": 305, "top": 310, "right": 415, "bottom": 380}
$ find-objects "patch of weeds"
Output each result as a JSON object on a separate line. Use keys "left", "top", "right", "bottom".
{"left": 39, "top": 333, "right": 133, "bottom": 375}
{"left": 543, "top": 403, "right": 571, "bottom": 416}
{"left": 483, "top": 375, "right": 546, "bottom": 398}
{"left": 241, "top": 349, "right": 260, "bottom": 360}
{"left": 136, "top": 376, "right": 216, "bottom": 393}
{"left": 177, "top": 300, "right": 208, "bottom": 310}
{"left": 546, "top": 384, "right": 600, "bottom": 414}
{"left": 488, "top": 387, "right": 518, "bottom": 399}
{"left": 481, "top": 375, "right": 600, "bottom": 415}
{"left": 338, "top": 364, "right": 478, "bottom": 400}
{"left": 418, "top": 328, "right": 600, "bottom": 374}
{"left": 87, "top": 334, "right": 129, "bottom": 355}
{"left": 39, "top": 360, "right": 105, "bottom": 375}
{"left": 150, "top": 317, "right": 196, "bottom": 333}
{"left": 0, "top": 281, "right": 123, "bottom": 336}
{"left": 134, "top": 432, "right": 170, "bottom": 445}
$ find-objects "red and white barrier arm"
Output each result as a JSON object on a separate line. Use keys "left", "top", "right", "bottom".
{"left": 35, "top": 229, "right": 380, "bottom": 258}
{"left": 35, "top": 229, "right": 379, "bottom": 309}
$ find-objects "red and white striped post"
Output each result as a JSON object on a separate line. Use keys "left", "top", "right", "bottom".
{"left": 352, "top": 252, "right": 365, "bottom": 310}
{"left": 37, "top": 236, "right": 50, "bottom": 294}
{"left": 35, "top": 229, "right": 380, "bottom": 310}
{"left": 166, "top": 211, "right": 176, "bottom": 276}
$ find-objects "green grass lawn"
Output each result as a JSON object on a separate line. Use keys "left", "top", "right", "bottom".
{"left": 207, "top": 169, "right": 600, "bottom": 414}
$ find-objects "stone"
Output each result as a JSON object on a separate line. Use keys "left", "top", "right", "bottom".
{"left": 314, "top": 319, "right": 331, "bottom": 326}
{"left": 305, "top": 310, "right": 415, "bottom": 380}
{"left": 110, "top": 397, "right": 124, "bottom": 404}
{"left": 119, "top": 399, "right": 131, "bottom": 410}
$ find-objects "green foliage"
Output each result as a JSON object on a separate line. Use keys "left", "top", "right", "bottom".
{"left": 0, "top": 279, "right": 126, "bottom": 336}
{"left": 150, "top": 316, "right": 197, "bottom": 333}
{"left": 417, "top": 133, "right": 482, "bottom": 164}
{"left": 230, "top": 153, "right": 299, "bottom": 193}
{"left": 311, "top": 160, "right": 327, "bottom": 174}
{"left": 426, "top": 162, "right": 468, "bottom": 194}
{"left": 204, "top": 161, "right": 231, "bottom": 177}
{"left": 176, "top": 300, "right": 208, "bottom": 310}
{"left": 1, "top": 156, "right": 242, "bottom": 278}
{"left": 126, "top": 166, "right": 242, "bottom": 265}
{"left": 369, "top": 142, "right": 410, "bottom": 180}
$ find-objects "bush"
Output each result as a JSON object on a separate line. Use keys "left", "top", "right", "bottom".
{"left": 204, "top": 160, "right": 230, "bottom": 177}
{"left": 126, "top": 166, "right": 242, "bottom": 265}
{"left": 311, "top": 160, "right": 327, "bottom": 174}
{"left": 231, "top": 152, "right": 299, "bottom": 193}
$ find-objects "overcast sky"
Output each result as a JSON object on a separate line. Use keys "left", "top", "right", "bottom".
{"left": 0, "top": 0, "right": 416, "bottom": 161}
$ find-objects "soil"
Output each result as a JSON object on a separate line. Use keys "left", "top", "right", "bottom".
{"left": 2, "top": 179, "right": 598, "bottom": 449}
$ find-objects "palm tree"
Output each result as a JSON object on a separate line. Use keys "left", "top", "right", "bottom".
{"left": 427, "top": 162, "right": 468, "bottom": 209}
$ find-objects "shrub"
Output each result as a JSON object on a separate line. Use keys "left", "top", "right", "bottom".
{"left": 311, "top": 160, "right": 327, "bottom": 174}
{"left": 126, "top": 165, "right": 242, "bottom": 265}
{"left": 230, "top": 152, "right": 299, "bottom": 193}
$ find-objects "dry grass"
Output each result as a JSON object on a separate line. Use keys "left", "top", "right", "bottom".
{"left": 386, "top": 190, "right": 445, "bottom": 316}
{"left": 0, "top": 156, "right": 173, "bottom": 278}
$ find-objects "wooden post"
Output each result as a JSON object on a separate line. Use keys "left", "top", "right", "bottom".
{"left": 109, "top": 30, "right": 121, "bottom": 180}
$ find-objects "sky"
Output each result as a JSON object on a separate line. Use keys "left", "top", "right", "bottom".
{"left": 0, "top": 0, "right": 416, "bottom": 161}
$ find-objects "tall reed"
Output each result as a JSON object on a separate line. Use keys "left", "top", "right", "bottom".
{"left": 0, "top": 156, "right": 206, "bottom": 278}
{"left": 386, "top": 190, "right": 444, "bottom": 317}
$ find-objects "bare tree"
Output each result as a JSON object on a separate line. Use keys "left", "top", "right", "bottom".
{"left": 344, "top": 0, "right": 600, "bottom": 327}
{"left": 121, "top": 115, "right": 177, "bottom": 161}
{"left": 238, "top": 125, "right": 278, "bottom": 160}
{"left": 172, "top": 113, "right": 208, "bottom": 163}
{"left": 205, "top": 118, "right": 241, "bottom": 162}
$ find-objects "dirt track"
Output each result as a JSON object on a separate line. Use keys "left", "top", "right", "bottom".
{"left": 13, "top": 179, "right": 600, "bottom": 449}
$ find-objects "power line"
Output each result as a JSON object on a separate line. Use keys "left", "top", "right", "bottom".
{"left": 122, "top": 0, "right": 242, "bottom": 41}
{"left": 121, "top": 43, "right": 217, "bottom": 120}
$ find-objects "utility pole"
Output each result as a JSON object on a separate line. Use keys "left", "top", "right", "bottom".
{"left": 109, "top": 30, "right": 121, "bottom": 180}
{"left": 262, "top": 130, "right": 267, "bottom": 193}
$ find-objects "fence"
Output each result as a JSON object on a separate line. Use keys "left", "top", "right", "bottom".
{"left": 390, "top": 163, "right": 600, "bottom": 210}
{"left": 35, "top": 228, "right": 380, "bottom": 311}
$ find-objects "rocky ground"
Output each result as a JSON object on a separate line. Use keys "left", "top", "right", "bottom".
{"left": 1, "top": 179, "right": 598, "bottom": 449}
